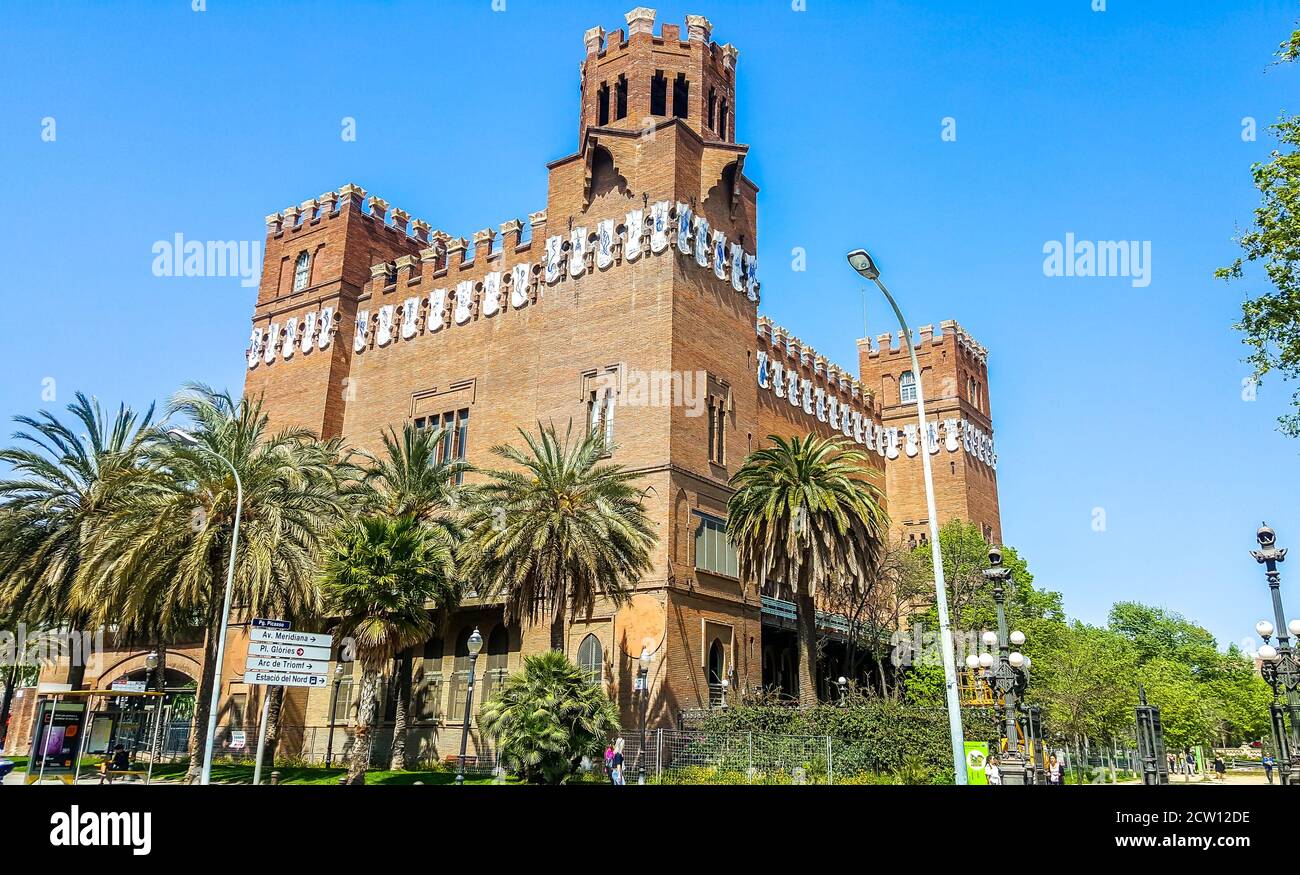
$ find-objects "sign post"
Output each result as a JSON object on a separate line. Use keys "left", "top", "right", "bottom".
{"left": 245, "top": 619, "right": 332, "bottom": 785}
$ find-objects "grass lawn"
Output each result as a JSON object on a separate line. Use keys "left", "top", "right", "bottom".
{"left": 148, "top": 762, "right": 513, "bottom": 785}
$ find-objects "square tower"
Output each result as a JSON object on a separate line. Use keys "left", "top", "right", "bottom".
{"left": 858, "top": 321, "right": 1002, "bottom": 548}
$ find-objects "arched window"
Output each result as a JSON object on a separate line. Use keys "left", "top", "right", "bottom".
{"left": 414, "top": 636, "right": 443, "bottom": 722}
{"left": 899, "top": 370, "right": 917, "bottom": 404}
{"left": 480, "top": 625, "right": 510, "bottom": 703}
{"left": 707, "top": 639, "right": 726, "bottom": 707}
{"left": 449, "top": 627, "right": 478, "bottom": 722}
{"left": 293, "top": 251, "right": 311, "bottom": 291}
{"left": 577, "top": 634, "right": 603, "bottom": 686}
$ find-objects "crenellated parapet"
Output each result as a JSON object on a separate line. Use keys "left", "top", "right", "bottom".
{"left": 754, "top": 315, "right": 881, "bottom": 450}
{"left": 248, "top": 197, "right": 758, "bottom": 371}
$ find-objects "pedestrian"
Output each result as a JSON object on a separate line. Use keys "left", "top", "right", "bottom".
{"left": 1047, "top": 753, "right": 1064, "bottom": 785}
{"left": 604, "top": 742, "right": 616, "bottom": 785}
{"left": 1185, "top": 750, "right": 1195, "bottom": 780}
{"left": 611, "top": 737, "right": 626, "bottom": 786}
{"left": 1214, "top": 755, "right": 1226, "bottom": 781}
{"left": 1167, "top": 753, "right": 1176, "bottom": 776}
{"left": 986, "top": 755, "right": 1002, "bottom": 786}
{"left": 1263, "top": 753, "right": 1274, "bottom": 784}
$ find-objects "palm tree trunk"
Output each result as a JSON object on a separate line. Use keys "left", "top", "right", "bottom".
{"left": 347, "top": 667, "right": 380, "bottom": 785}
{"left": 795, "top": 567, "right": 819, "bottom": 706}
{"left": 260, "top": 685, "right": 284, "bottom": 774}
{"left": 0, "top": 663, "right": 18, "bottom": 750}
{"left": 550, "top": 610, "right": 566, "bottom": 652}
{"left": 388, "top": 651, "right": 412, "bottom": 770}
{"left": 185, "top": 598, "right": 223, "bottom": 783}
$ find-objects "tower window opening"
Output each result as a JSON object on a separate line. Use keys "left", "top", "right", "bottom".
{"left": 292, "top": 250, "right": 311, "bottom": 292}
{"left": 672, "top": 73, "right": 689, "bottom": 118}
{"left": 650, "top": 71, "right": 667, "bottom": 116}
{"left": 899, "top": 370, "right": 917, "bottom": 404}
{"left": 616, "top": 75, "right": 628, "bottom": 120}
{"left": 707, "top": 87, "right": 717, "bottom": 131}
{"left": 597, "top": 81, "right": 610, "bottom": 126}
{"left": 719, "top": 99, "right": 729, "bottom": 140}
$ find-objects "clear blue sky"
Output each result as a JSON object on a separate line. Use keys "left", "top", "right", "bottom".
{"left": 1, "top": 0, "right": 1297, "bottom": 650}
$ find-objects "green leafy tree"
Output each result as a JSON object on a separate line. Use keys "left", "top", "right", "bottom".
{"left": 1142, "top": 658, "right": 1219, "bottom": 753}
{"left": 0, "top": 393, "right": 156, "bottom": 685}
{"left": 1217, "top": 26, "right": 1300, "bottom": 435}
{"left": 1028, "top": 622, "right": 1138, "bottom": 761}
{"left": 359, "top": 422, "right": 469, "bottom": 770}
{"left": 75, "top": 385, "right": 354, "bottom": 782}
{"left": 459, "top": 422, "right": 656, "bottom": 651}
{"left": 727, "top": 434, "right": 888, "bottom": 705}
{"left": 479, "top": 650, "right": 620, "bottom": 784}
{"left": 319, "top": 515, "right": 459, "bottom": 784}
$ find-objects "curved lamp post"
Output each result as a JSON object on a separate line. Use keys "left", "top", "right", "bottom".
{"left": 1252, "top": 524, "right": 1300, "bottom": 786}
{"left": 455, "top": 628, "right": 483, "bottom": 785}
{"left": 847, "top": 248, "right": 968, "bottom": 784}
{"left": 168, "top": 427, "right": 242, "bottom": 787}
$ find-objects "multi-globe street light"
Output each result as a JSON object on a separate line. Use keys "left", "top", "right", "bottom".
{"left": 167, "top": 427, "right": 242, "bottom": 787}
{"left": 455, "top": 628, "right": 484, "bottom": 786}
{"left": 1251, "top": 524, "right": 1300, "bottom": 786}
{"left": 964, "top": 546, "right": 1032, "bottom": 784}
{"left": 846, "top": 248, "right": 968, "bottom": 785}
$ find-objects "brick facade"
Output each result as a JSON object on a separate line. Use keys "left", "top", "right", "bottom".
{"left": 23, "top": 8, "right": 1001, "bottom": 763}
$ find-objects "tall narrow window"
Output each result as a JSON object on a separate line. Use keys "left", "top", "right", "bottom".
{"left": 615, "top": 75, "right": 628, "bottom": 119}
{"left": 650, "top": 71, "right": 667, "bottom": 116}
{"left": 707, "top": 640, "right": 725, "bottom": 707}
{"left": 900, "top": 370, "right": 918, "bottom": 404}
{"left": 707, "top": 397, "right": 726, "bottom": 464}
{"left": 414, "top": 637, "right": 444, "bottom": 721}
{"left": 588, "top": 387, "right": 614, "bottom": 450}
{"left": 332, "top": 656, "right": 354, "bottom": 723}
{"left": 449, "top": 627, "right": 476, "bottom": 722}
{"left": 480, "top": 626, "right": 510, "bottom": 705}
{"left": 293, "top": 251, "right": 311, "bottom": 291}
{"left": 707, "top": 86, "right": 717, "bottom": 130}
{"left": 597, "top": 81, "right": 610, "bottom": 126}
{"left": 672, "top": 73, "right": 689, "bottom": 118}
{"left": 719, "top": 99, "right": 729, "bottom": 140}
{"left": 577, "top": 634, "right": 603, "bottom": 686}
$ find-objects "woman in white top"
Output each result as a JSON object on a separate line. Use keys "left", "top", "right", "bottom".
{"left": 986, "top": 757, "right": 1003, "bottom": 785}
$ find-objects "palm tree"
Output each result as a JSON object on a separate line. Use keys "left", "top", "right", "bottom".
{"left": 359, "top": 423, "right": 470, "bottom": 769}
{"left": 75, "top": 384, "right": 356, "bottom": 781}
{"left": 727, "top": 434, "right": 888, "bottom": 705}
{"left": 479, "top": 649, "right": 620, "bottom": 784}
{"left": 459, "top": 422, "right": 657, "bottom": 651}
{"left": 319, "top": 515, "right": 459, "bottom": 784}
{"left": 0, "top": 393, "right": 156, "bottom": 686}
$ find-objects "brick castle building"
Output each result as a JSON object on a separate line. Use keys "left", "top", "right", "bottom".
{"left": 14, "top": 8, "right": 1001, "bottom": 763}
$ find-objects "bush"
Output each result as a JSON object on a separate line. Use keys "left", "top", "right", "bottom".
{"left": 479, "top": 650, "right": 619, "bottom": 785}
{"left": 693, "top": 694, "right": 997, "bottom": 778}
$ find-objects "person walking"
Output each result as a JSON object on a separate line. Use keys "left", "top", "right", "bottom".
{"left": 986, "top": 756, "right": 1002, "bottom": 786}
{"left": 1213, "top": 755, "right": 1226, "bottom": 782}
{"left": 1263, "top": 753, "right": 1274, "bottom": 784}
{"left": 611, "top": 738, "right": 626, "bottom": 786}
{"left": 604, "top": 742, "right": 616, "bottom": 785}
{"left": 1046, "top": 754, "right": 1064, "bottom": 785}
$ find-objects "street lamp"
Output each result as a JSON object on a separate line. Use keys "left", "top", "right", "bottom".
{"left": 1252, "top": 523, "right": 1300, "bottom": 786}
{"left": 325, "top": 660, "right": 347, "bottom": 767}
{"left": 145, "top": 651, "right": 163, "bottom": 782}
{"left": 168, "top": 427, "right": 243, "bottom": 787}
{"left": 455, "top": 628, "right": 483, "bottom": 786}
{"left": 972, "top": 545, "right": 1032, "bottom": 784}
{"left": 637, "top": 646, "right": 652, "bottom": 786}
{"left": 847, "top": 248, "right": 968, "bottom": 785}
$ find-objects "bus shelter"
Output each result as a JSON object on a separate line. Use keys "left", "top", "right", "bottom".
{"left": 25, "top": 688, "right": 168, "bottom": 784}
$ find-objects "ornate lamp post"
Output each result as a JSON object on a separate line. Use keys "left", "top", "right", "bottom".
{"left": 636, "top": 646, "right": 652, "bottom": 786}
{"left": 455, "top": 628, "right": 483, "bottom": 786}
{"left": 1252, "top": 524, "right": 1300, "bottom": 786}
{"left": 965, "top": 546, "right": 1031, "bottom": 785}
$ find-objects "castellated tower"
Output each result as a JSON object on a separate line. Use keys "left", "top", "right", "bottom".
{"left": 858, "top": 322, "right": 1002, "bottom": 549}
